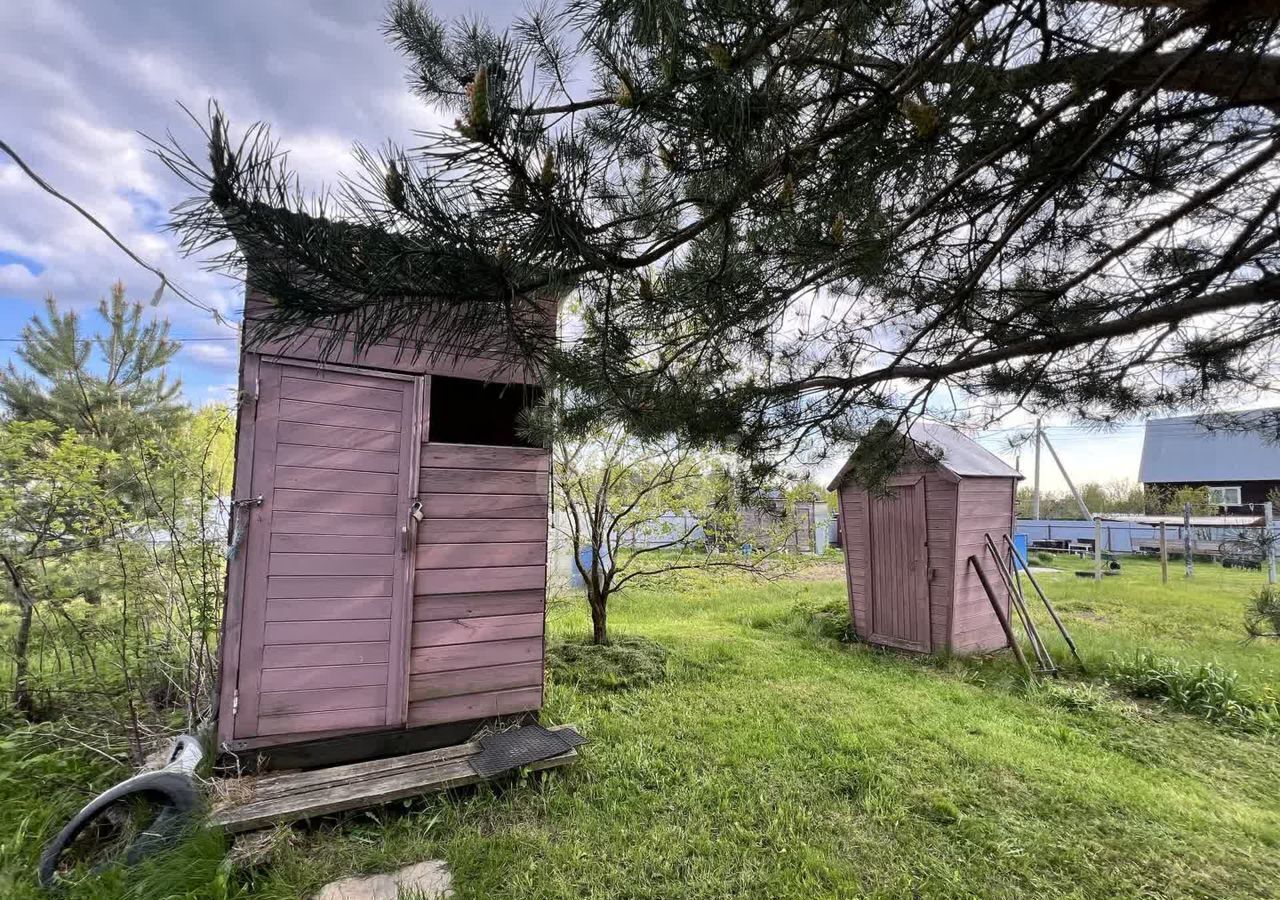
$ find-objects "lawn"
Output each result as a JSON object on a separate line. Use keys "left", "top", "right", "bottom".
{"left": 2, "top": 555, "right": 1279, "bottom": 898}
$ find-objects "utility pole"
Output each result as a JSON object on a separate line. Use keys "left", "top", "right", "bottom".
{"left": 1093, "top": 516, "right": 1103, "bottom": 581}
{"left": 1032, "top": 418, "right": 1042, "bottom": 521}
{"left": 1040, "top": 428, "right": 1091, "bottom": 520}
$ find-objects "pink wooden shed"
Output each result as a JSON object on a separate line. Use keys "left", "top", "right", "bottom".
{"left": 216, "top": 287, "right": 553, "bottom": 765}
{"left": 827, "top": 422, "right": 1022, "bottom": 654}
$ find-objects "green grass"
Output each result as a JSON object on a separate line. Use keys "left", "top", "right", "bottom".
{"left": 3, "top": 557, "right": 1279, "bottom": 898}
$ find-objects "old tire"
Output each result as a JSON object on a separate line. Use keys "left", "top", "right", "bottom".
{"left": 37, "top": 769, "right": 201, "bottom": 888}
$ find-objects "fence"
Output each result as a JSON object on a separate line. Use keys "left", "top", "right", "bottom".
{"left": 1017, "top": 518, "right": 1280, "bottom": 555}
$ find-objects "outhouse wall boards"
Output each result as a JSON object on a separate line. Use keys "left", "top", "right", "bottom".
{"left": 828, "top": 422, "right": 1022, "bottom": 654}
{"left": 217, "top": 291, "right": 551, "bottom": 759}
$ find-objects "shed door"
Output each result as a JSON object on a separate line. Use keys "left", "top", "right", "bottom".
{"left": 867, "top": 476, "right": 930, "bottom": 652}
{"left": 228, "top": 360, "right": 422, "bottom": 740}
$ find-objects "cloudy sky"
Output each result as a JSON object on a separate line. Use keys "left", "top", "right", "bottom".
{"left": 0, "top": 0, "right": 1158, "bottom": 491}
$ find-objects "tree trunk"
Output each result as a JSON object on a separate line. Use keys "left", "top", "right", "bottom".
{"left": 2, "top": 556, "right": 36, "bottom": 717}
{"left": 587, "top": 585, "right": 608, "bottom": 645}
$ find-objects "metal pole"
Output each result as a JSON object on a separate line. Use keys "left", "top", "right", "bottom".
{"left": 1032, "top": 418, "right": 1042, "bottom": 520}
{"left": 1040, "top": 429, "right": 1091, "bottom": 520}
{"left": 1159, "top": 522, "right": 1168, "bottom": 584}
{"left": 969, "top": 556, "right": 1034, "bottom": 678}
{"left": 1183, "top": 502, "right": 1194, "bottom": 579}
{"left": 1004, "top": 535, "right": 1085, "bottom": 670}
{"left": 1266, "top": 501, "right": 1277, "bottom": 585}
{"left": 1093, "top": 516, "right": 1103, "bottom": 581}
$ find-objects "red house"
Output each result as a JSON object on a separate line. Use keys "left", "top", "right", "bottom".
{"left": 216, "top": 285, "right": 552, "bottom": 765}
{"left": 828, "top": 421, "right": 1021, "bottom": 654}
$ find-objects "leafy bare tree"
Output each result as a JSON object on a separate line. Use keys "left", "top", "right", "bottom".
{"left": 554, "top": 427, "right": 769, "bottom": 644}
{"left": 157, "top": 0, "right": 1280, "bottom": 472}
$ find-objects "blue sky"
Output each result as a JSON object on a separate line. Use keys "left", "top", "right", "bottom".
{"left": 0, "top": 0, "right": 1160, "bottom": 489}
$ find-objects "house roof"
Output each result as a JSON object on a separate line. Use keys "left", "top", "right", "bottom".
{"left": 827, "top": 420, "right": 1021, "bottom": 491}
{"left": 1138, "top": 409, "right": 1280, "bottom": 484}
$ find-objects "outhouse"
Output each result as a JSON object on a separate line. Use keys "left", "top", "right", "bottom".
{"left": 827, "top": 421, "right": 1021, "bottom": 654}
{"left": 216, "top": 284, "right": 552, "bottom": 764}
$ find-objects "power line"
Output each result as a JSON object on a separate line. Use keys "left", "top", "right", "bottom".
{"left": 0, "top": 137, "right": 230, "bottom": 328}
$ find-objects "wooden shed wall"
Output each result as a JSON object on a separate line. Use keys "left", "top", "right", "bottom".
{"left": 838, "top": 466, "right": 957, "bottom": 651}
{"left": 243, "top": 291, "right": 542, "bottom": 385}
{"left": 408, "top": 443, "right": 549, "bottom": 727}
{"left": 220, "top": 292, "right": 551, "bottom": 748}
{"left": 949, "top": 477, "right": 1016, "bottom": 652}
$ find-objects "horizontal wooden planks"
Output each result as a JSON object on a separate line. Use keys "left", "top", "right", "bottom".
{"left": 278, "top": 398, "right": 401, "bottom": 432}
{"left": 408, "top": 686, "right": 543, "bottom": 727}
{"left": 419, "top": 468, "right": 548, "bottom": 496}
{"left": 256, "top": 705, "right": 385, "bottom": 737}
{"left": 270, "top": 553, "right": 394, "bottom": 577}
{"left": 416, "top": 542, "right": 545, "bottom": 570}
{"left": 270, "top": 511, "right": 395, "bottom": 537}
{"left": 261, "top": 663, "right": 389, "bottom": 692}
{"left": 259, "top": 684, "right": 387, "bottom": 717}
{"left": 274, "top": 489, "right": 397, "bottom": 516}
{"left": 264, "top": 619, "right": 391, "bottom": 645}
{"left": 409, "top": 662, "right": 542, "bottom": 701}
{"left": 277, "top": 421, "right": 400, "bottom": 453}
{"left": 265, "top": 598, "right": 391, "bottom": 622}
{"left": 267, "top": 575, "right": 394, "bottom": 599}
{"left": 415, "top": 518, "right": 546, "bottom": 544}
{"left": 421, "top": 493, "right": 546, "bottom": 519}
{"left": 274, "top": 465, "right": 398, "bottom": 494}
{"left": 419, "top": 443, "right": 548, "bottom": 471}
{"left": 411, "top": 637, "right": 542, "bottom": 674}
{"left": 406, "top": 440, "right": 550, "bottom": 723}
{"left": 413, "top": 566, "right": 544, "bottom": 595}
{"left": 271, "top": 533, "right": 396, "bottom": 555}
{"left": 280, "top": 375, "right": 403, "bottom": 411}
{"left": 263, "top": 641, "right": 390, "bottom": 668}
{"left": 413, "top": 590, "right": 544, "bottom": 621}
{"left": 412, "top": 612, "right": 543, "bottom": 648}
{"left": 209, "top": 724, "right": 578, "bottom": 832}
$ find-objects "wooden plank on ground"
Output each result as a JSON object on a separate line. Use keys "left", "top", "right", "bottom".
{"left": 210, "top": 724, "right": 580, "bottom": 833}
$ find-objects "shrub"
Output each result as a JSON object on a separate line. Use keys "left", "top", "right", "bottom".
{"left": 1245, "top": 584, "right": 1280, "bottom": 641}
{"left": 1104, "top": 651, "right": 1279, "bottom": 734}
{"left": 546, "top": 635, "right": 668, "bottom": 692}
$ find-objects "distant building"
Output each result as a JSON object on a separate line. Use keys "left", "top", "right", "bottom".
{"left": 1138, "top": 409, "right": 1280, "bottom": 513}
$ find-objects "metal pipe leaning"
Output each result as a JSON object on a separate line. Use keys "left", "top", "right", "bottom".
{"left": 1002, "top": 535, "right": 1086, "bottom": 671}
{"left": 968, "top": 555, "right": 1034, "bottom": 678}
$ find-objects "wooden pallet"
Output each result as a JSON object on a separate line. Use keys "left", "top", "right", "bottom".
{"left": 210, "top": 724, "right": 580, "bottom": 833}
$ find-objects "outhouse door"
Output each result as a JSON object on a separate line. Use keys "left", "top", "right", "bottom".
{"left": 867, "top": 476, "right": 931, "bottom": 652}
{"left": 224, "top": 358, "right": 424, "bottom": 741}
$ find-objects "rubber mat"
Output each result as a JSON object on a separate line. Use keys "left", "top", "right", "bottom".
{"left": 469, "top": 725, "right": 585, "bottom": 778}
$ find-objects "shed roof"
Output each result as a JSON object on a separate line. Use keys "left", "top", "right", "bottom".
{"left": 1138, "top": 408, "right": 1280, "bottom": 483}
{"left": 827, "top": 420, "right": 1021, "bottom": 491}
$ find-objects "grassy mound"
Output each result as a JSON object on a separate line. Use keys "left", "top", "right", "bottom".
{"left": 546, "top": 635, "right": 668, "bottom": 692}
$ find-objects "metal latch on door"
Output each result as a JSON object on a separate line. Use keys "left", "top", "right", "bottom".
{"left": 402, "top": 499, "right": 424, "bottom": 552}
{"left": 224, "top": 496, "right": 264, "bottom": 560}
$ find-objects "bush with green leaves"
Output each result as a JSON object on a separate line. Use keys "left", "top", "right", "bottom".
{"left": 1245, "top": 584, "right": 1280, "bottom": 641}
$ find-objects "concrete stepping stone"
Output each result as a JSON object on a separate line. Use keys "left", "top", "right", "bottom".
{"left": 313, "top": 860, "right": 452, "bottom": 900}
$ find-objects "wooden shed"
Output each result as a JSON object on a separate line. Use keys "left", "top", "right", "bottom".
{"left": 216, "top": 285, "right": 552, "bottom": 764}
{"left": 827, "top": 421, "right": 1022, "bottom": 654}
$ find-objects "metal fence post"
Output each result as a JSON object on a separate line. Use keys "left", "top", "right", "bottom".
{"left": 1183, "top": 502, "right": 1194, "bottom": 579}
{"left": 1266, "top": 501, "right": 1277, "bottom": 586}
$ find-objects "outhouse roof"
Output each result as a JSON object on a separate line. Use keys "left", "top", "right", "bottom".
{"left": 827, "top": 420, "right": 1021, "bottom": 491}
